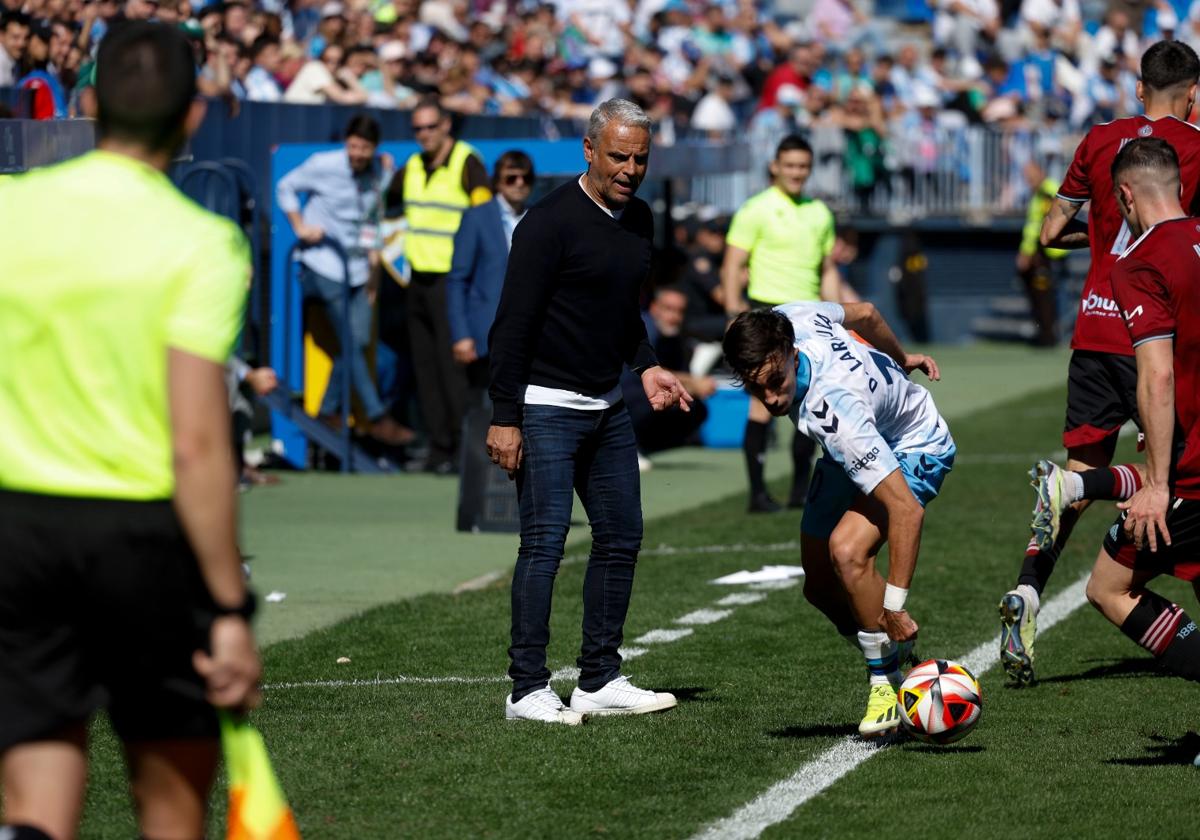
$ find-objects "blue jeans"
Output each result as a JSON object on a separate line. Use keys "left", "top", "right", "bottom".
{"left": 509, "top": 403, "right": 643, "bottom": 701}
{"left": 299, "top": 267, "right": 384, "bottom": 420}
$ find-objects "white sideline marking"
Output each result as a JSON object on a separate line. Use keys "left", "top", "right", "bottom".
{"left": 689, "top": 574, "right": 1091, "bottom": 840}
{"left": 620, "top": 646, "right": 649, "bottom": 661}
{"left": 635, "top": 628, "right": 694, "bottom": 644}
{"left": 677, "top": 609, "right": 734, "bottom": 625}
{"left": 266, "top": 674, "right": 509, "bottom": 689}
{"left": 749, "top": 579, "right": 799, "bottom": 591}
{"left": 717, "top": 593, "right": 768, "bottom": 607}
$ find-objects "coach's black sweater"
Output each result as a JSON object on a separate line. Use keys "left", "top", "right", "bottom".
{"left": 488, "top": 178, "right": 658, "bottom": 427}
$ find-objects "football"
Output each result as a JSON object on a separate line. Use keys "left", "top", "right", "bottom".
{"left": 897, "top": 659, "right": 983, "bottom": 744}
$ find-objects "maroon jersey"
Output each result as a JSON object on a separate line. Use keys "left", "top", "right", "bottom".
{"left": 1058, "top": 115, "right": 1200, "bottom": 355}
{"left": 1111, "top": 217, "right": 1200, "bottom": 498}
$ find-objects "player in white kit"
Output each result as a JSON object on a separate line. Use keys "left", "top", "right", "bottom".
{"left": 723, "top": 302, "right": 954, "bottom": 737}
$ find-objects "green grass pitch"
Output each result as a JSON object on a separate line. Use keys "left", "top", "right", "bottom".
{"left": 80, "top": 384, "right": 1199, "bottom": 838}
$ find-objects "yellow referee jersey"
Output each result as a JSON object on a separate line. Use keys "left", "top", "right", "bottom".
{"left": 726, "top": 186, "right": 834, "bottom": 305}
{"left": 0, "top": 150, "right": 250, "bottom": 500}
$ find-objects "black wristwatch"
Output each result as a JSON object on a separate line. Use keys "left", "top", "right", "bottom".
{"left": 212, "top": 591, "right": 257, "bottom": 621}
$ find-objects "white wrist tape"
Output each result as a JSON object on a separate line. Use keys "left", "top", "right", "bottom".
{"left": 883, "top": 583, "right": 908, "bottom": 612}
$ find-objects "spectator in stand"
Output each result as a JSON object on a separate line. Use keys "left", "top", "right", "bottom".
{"left": 933, "top": 0, "right": 1000, "bottom": 76}
{"left": 386, "top": 98, "right": 491, "bottom": 474}
{"left": 17, "top": 19, "right": 67, "bottom": 119}
{"left": 362, "top": 40, "right": 417, "bottom": 108}
{"left": 690, "top": 71, "right": 737, "bottom": 138}
{"left": 244, "top": 35, "right": 282, "bottom": 101}
{"left": 1091, "top": 8, "right": 1140, "bottom": 73}
{"left": 839, "top": 83, "right": 889, "bottom": 211}
{"left": 276, "top": 115, "right": 416, "bottom": 447}
{"left": 308, "top": 1, "right": 346, "bottom": 58}
{"left": 758, "top": 42, "right": 813, "bottom": 111}
{"left": 1020, "top": 0, "right": 1083, "bottom": 55}
{"left": 0, "top": 12, "right": 29, "bottom": 86}
{"left": 680, "top": 215, "right": 729, "bottom": 343}
{"left": 446, "top": 150, "right": 535, "bottom": 400}
{"left": 889, "top": 42, "right": 922, "bottom": 109}
{"left": 284, "top": 41, "right": 366, "bottom": 104}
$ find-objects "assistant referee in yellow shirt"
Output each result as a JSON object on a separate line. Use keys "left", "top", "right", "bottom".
{"left": 721, "top": 134, "right": 840, "bottom": 513}
{"left": 0, "top": 22, "right": 260, "bottom": 840}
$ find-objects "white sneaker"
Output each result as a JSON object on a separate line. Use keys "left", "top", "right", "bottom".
{"left": 505, "top": 687, "right": 584, "bottom": 725}
{"left": 637, "top": 453, "right": 653, "bottom": 473}
{"left": 569, "top": 675, "right": 677, "bottom": 716}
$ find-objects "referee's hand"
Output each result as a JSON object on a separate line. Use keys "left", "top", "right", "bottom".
{"left": 194, "top": 616, "right": 262, "bottom": 711}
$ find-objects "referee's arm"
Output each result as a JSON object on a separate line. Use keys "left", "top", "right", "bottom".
{"left": 720, "top": 244, "right": 750, "bottom": 316}
{"left": 819, "top": 253, "right": 840, "bottom": 302}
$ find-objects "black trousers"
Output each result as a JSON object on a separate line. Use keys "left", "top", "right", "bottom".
{"left": 407, "top": 271, "right": 467, "bottom": 465}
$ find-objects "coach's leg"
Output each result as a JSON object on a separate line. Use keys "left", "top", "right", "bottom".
{"left": 125, "top": 738, "right": 219, "bottom": 840}
{"left": 1, "top": 724, "right": 88, "bottom": 840}
{"left": 508, "top": 405, "right": 585, "bottom": 702}
{"left": 574, "top": 404, "right": 643, "bottom": 691}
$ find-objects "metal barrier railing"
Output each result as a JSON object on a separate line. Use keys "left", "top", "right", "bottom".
{"left": 687, "top": 125, "right": 1076, "bottom": 218}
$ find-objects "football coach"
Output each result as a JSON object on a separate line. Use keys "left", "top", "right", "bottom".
{"left": 487, "top": 99, "right": 691, "bottom": 724}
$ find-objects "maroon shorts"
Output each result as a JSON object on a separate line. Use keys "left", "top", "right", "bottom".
{"left": 1063, "top": 350, "right": 1140, "bottom": 449}
{"left": 1102, "top": 497, "right": 1200, "bottom": 582}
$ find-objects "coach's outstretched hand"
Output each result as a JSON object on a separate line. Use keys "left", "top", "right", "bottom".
{"left": 903, "top": 354, "right": 940, "bottom": 382}
{"left": 882, "top": 608, "right": 919, "bottom": 643}
{"left": 487, "top": 425, "right": 524, "bottom": 479}
{"left": 195, "top": 616, "right": 263, "bottom": 711}
{"left": 642, "top": 366, "right": 694, "bottom": 413}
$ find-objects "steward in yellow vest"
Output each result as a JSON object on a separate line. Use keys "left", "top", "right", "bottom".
{"left": 383, "top": 98, "right": 491, "bottom": 472}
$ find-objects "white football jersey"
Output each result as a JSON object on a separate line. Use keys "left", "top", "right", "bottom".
{"left": 776, "top": 302, "right": 954, "bottom": 496}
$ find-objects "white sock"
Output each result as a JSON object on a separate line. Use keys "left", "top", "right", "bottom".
{"left": 1017, "top": 583, "right": 1041, "bottom": 616}
{"left": 857, "top": 630, "right": 896, "bottom": 687}
{"left": 1064, "top": 471, "right": 1085, "bottom": 503}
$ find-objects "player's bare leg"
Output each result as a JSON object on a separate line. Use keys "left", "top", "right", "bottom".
{"left": 1001, "top": 439, "right": 1117, "bottom": 685}
{"left": 827, "top": 498, "right": 905, "bottom": 737}
{"left": 1, "top": 723, "right": 87, "bottom": 840}
{"left": 800, "top": 533, "right": 858, "bottom": 640}
{"left": 1087, "top": 550, "right": 1200, "bottom": 684}
{"left": 125, "top": 738, "right": 220, "bottom": 840}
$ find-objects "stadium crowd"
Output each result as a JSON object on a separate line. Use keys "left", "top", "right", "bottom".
{"left": 2, "top": 0, "right": 1200, "bottom": 132}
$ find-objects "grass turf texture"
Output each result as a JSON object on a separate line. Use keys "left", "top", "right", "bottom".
{"left": 79, "top": 384, "right": 1198, "bottom": 839}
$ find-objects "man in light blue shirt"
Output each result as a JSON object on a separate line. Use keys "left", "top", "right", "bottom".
{"left": 275, "top": 114, "right": 414, "bottom": 446}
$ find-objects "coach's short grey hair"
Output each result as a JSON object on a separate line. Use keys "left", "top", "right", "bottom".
{"left": 587, "top": 99, "right": 652, "bottom": 144}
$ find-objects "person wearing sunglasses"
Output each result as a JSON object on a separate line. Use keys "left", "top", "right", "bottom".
{"left": 384, "top": 97, "right": 491, "bottom": 475}
{"left": 446, "top": 150, "right": 536, "bottom": 400}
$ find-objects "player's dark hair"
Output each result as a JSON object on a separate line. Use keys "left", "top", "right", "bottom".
{"left": 723, "top": 309, "right": 796, "bottom": 386}
{"left": 344, "top": 114, "right": 381, "bottom": 145}
{"left": 95, "top": 21, "right": 197, "bottom": 154}
{"left": 775, "top": 134, "right": 812, "bottom": 160}
{"left": 1140, "top": 39, "right": 1200, "bottom": 92}
{"left": 1111, "top": 136, "right": 1180, "bottom": 185}
{"left": 492, "top": 149, "right": 534, "bottom": 186}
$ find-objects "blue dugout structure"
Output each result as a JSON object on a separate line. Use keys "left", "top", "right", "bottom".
{"left": 268, "top": 138, "right": 589, "bottom": 469}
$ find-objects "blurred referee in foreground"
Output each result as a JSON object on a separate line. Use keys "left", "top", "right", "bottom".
{"left": 0, "top": 22, "right": 260, "bottom": 840}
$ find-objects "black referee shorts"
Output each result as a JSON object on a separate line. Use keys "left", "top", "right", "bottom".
{"left": 0, "top": 490, "right": 219, "bottom": 752}
{"left": 1063, "top": 350, "right": 1140, "bottom": 449}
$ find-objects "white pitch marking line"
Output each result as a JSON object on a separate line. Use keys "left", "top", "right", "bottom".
{"left": 635, "top": 627, "right": 695, "bottom": 644}
{"left": 677, "top": 608, "right": 734, "bottom": 625}
{"left": 717, "top": 593, "right": 768, "bottom": 607}
{"left": 689, "top": 573, "right": 1091, "bottom": 840}
{"left": 265, "top": 674, "right": 509, "bottom": 689}
{"left": 620, "top": 646, "right": 650, "bottom": 661}
{"left": 748, "top": 579, "right": 800, "bottom": 591}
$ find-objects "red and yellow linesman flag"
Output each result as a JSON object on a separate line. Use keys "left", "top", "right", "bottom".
{"left": 219, "top": 712, "right": 302, "bottom": 840}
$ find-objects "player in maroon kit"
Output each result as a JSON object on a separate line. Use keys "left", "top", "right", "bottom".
{"left": 1086, "top": 139, "right": 1200, "bottom": 715}
{"left": 999, "top": 40, "right": 1200, "bottom": 685}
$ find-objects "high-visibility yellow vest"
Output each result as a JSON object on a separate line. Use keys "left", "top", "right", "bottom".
{"left": 403, "top": 140, "right": 476, "bottom": 274}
